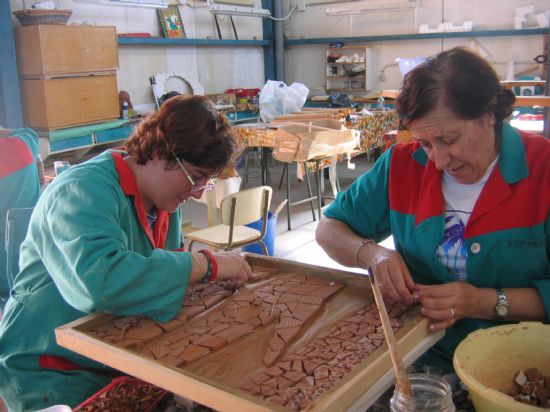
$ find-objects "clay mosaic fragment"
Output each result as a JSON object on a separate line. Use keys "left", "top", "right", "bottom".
{"left": 241, "top": 301, "right": 411, "bottom": 411}
{"left": 215, "top": 323, "right": 255, "bottom": 343}
{"left": 179, "top": 344, "right": 210, "bottom": 363}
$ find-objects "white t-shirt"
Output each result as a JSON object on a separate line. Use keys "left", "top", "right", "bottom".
{"left": 436, "top": 156, "right": 499, "bottom": 281}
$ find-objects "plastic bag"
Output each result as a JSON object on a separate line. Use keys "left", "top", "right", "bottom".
{"left": 259, "top": 80, "right": 309, "bottom": 122}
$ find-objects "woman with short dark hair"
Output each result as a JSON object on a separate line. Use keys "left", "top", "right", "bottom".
{"left": 0, "top": 95, "right": 252, "bottom": 410}
{"left": 317, "top": 47, "right": 549, "bottom": 372}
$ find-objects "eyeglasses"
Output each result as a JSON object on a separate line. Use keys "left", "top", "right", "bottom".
{"left": 172, "top": 153, "right": 217, "bottom": 194}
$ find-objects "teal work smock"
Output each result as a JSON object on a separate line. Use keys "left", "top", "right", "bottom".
{"left": 324, "top": 124, "right": 550, "bottom": 371}
{"left": 0, "top": 150, "right": 192, "bottom": 411}
{"left": 0, "top": 128, "right": 41, "bottom": 297}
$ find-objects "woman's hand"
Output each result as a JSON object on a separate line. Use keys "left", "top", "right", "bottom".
{"left": 360, "top": 244, "right": 416, "bottom": 303}
{"left": 214, "top": 251, "right": 252, "bottom": 288}
{"left": 414, "top": 282, "right": 482, "bottom": 332}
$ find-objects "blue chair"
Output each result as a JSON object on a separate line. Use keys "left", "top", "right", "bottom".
{"left": 5, "top": 207, "right": 34, "bottom": 292}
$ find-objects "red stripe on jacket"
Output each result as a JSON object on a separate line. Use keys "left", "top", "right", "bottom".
{"left": 111, "top": 152, "right": 170, "bottom": 249}
{"left": 0, "top": 138, "right": 34, "bottom": 178}
{"left": 39, "top": 355, "right": 82, "bottom": 371}
{"left": 466, "top": 134, "right": 549, "bottom": 238}
{"left": 388, "top": 133, "right": 549, "bottom": 237}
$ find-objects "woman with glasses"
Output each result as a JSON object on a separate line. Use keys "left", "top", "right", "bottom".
{"left": 0, "top": 95, "right": 252, "bottom": 410}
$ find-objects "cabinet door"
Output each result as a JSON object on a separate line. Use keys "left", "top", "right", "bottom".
{"left": 20, "top": 76, "right": 119, "bottom": 129}
{"left": 80, "top": 26, "right": 119, "bottom": 72}
{"left": 20, "top": 78, "right": 83, "bottom": 128}
{"left": 16, "top": 25, "right": 118, "bottom": 76}
{"left": 80, "top": 76, "right": 119, "bottom": 124}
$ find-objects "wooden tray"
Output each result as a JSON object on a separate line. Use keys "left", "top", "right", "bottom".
{"left": 56, "top": 255, "right": 443, "bottom": 412}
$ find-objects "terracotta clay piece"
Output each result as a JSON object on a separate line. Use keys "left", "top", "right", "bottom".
{"left": 240, "top": 301, "right": 409, "bottom": 411}
{"left": 87, "top": 283, "right": 232, "bottom": 349}
{"left": 88, "top": 266, "right": 345, "bottom": 373}
{"left": 141, "top": 273, "right": 343, "bottom": 367}
{"left": 506, "top": 368, "right": 550, "bottom": 408}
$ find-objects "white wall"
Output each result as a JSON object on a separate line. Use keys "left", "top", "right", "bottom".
{"left": 10, "top": 0, "right": 549, "bottom": 107}
{"left": 283, "top": 0, "right": 549, "bottom": 93}
{"left": 10, "top": 0, "right": 266, "bottom": 111}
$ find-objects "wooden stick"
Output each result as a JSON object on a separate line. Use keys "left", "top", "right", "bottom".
{"left": 368, "top": 267, "right": 413, "bottom": 398}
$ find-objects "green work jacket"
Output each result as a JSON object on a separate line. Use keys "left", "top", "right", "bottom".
{"left": 0, "top": 150, "right": 191, "bottom": 410}
{"left": 324, "top": 124, "right": 550, "bottom": 371}
{"left": 0, "top": 128, "right": 41, "bottom": 296}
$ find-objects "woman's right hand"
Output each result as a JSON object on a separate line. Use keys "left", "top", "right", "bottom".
{"left": 358, "top": 243, "right": 416, "bottom": 303}
{"left": 213, "top": 251, "right": 252, "bottom": 288}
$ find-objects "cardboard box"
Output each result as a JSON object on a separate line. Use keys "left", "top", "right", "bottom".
{"left": 20, "top": 75, "right": 119, "bottom": 130}
{"left": 273, "top": 120, "right": 359, "bottom": 163}
{"left": 15, "top": 25, "right": 118, "bottom": 77}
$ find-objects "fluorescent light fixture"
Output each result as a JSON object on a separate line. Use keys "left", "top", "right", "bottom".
{"left": 207, "top": 0, "right": 271, "bottom": 17}
{"left": 73, "top": 0, "right": 169, "bottom": 8}
{"left": 325, "top": 0, "right": 417, "bottom": 16}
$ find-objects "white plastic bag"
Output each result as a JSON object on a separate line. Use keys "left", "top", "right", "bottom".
{"left": 259, "top": 80, "right": 309, "bottom": 122}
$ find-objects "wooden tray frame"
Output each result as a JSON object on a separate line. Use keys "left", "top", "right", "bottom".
{"left": 56, "top": 254, "right": 443, "bottom": 412}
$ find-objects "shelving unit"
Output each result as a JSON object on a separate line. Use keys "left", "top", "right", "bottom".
{"left": 117, "top": 36, "right": 270, "bottom": 46}
{"left": 326, "top": 46, "right": 372, "bottom": 92}
{"left": 285, "top": 28, "right": 548, "bottom": 46}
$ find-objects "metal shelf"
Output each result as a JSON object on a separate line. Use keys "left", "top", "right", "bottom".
{"left": 118, "top": 36, "right": 270, "bottom": 46}
{"left": 327, "top": 62, "right": 366, "bottom": 65}
{"left": 286, "top": 28, "right": 548, "bottom": 46}
{"left": 327, "top": 75, "right": 366, "bottom": 79}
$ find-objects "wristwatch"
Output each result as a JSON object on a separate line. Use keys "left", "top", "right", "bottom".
{"left": 494, "top": 289, "right": 510, "bottom": 321}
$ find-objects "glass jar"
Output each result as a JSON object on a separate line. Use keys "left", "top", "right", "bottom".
{"left": 390, "top": 374, "right": 456, "bottom": 412}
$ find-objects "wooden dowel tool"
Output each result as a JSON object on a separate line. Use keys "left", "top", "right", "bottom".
{"left": 368, "top": 267, "right": 413, "bottom": 398}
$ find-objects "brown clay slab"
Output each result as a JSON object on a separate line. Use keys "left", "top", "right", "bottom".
{"left": 178, "top": 305, "right": 205, "bottom": 319}
{"left": 290, "top": 284, "right": 322, "bottom": 295}
{"left": 124, "top": 323, "right": 163, "bottom": 342}
{"left": 235, "top": 305, "right": 263, "bottom": 322}
{"left": 201, "top": 293, "right": 227, "bottom": 309}
{"left": 292, "top": 302, "right": 320, "bottom": 322}
{"left": 276, "top": 317, "right": 303, "bottom": 329}
{"left": 249, "top": 271, "right": 272, "bottom": 282}
{"left": 269, "top": 334, "right": 286, "bottom": 351}
{"left": 215, "top": 323, "right": 254, "bottom": 343}
{"left": 310, "top": 284, "right": 344, "bottom": 299}
{"left": 298, "top": 295, "right": 324, "bottom": 306}
{"left": 277, "top": 327, "right": 302, "bottom": 344}
{"left": 197, "top": 335, "right": 227, "bottom": 351}
{"left": 150, "top": 344, "right": 172, "bottom": 359}
{"left": 277, "top": 293, "right": 301, "bottom": 304}
{"left": 117, "top": 338, "right": 142, "bottom": 349}
{"left": 179, "top": 344, "right": 211, "bottom": 363}
{"left": 161, "top": 354, "right": 185, "bottom": 367}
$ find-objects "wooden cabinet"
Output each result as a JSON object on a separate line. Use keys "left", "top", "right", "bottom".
{"left": 20, "top": 76, "right": 119, "bottom": 130}
{"left": 15, "top": 25, "right": 119, "bottom": 130}
{"left": 15, "top": 25, "right": 118, "bottom": 77}
{"left": 326, "top": 46, "right": 372, "bottom": 93}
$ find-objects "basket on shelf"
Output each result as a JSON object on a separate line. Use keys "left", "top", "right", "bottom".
{"left": 13, "top": 9, "right": 72, "bottom": 26}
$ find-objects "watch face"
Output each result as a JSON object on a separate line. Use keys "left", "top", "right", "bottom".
{"left": 496, "top": 303, "right": 509, "bottom": 317}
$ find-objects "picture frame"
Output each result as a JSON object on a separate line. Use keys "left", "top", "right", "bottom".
{"left": 158, "top": 5, "right": 186, "bottom": 39}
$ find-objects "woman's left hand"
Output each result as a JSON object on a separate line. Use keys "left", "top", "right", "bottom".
{"left": 414, "top": 282, "right": 482, "bottom": 332}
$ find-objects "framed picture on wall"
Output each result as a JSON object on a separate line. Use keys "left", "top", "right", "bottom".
{"left": 158, "top": 5, "right": 186, "bottom": 38}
